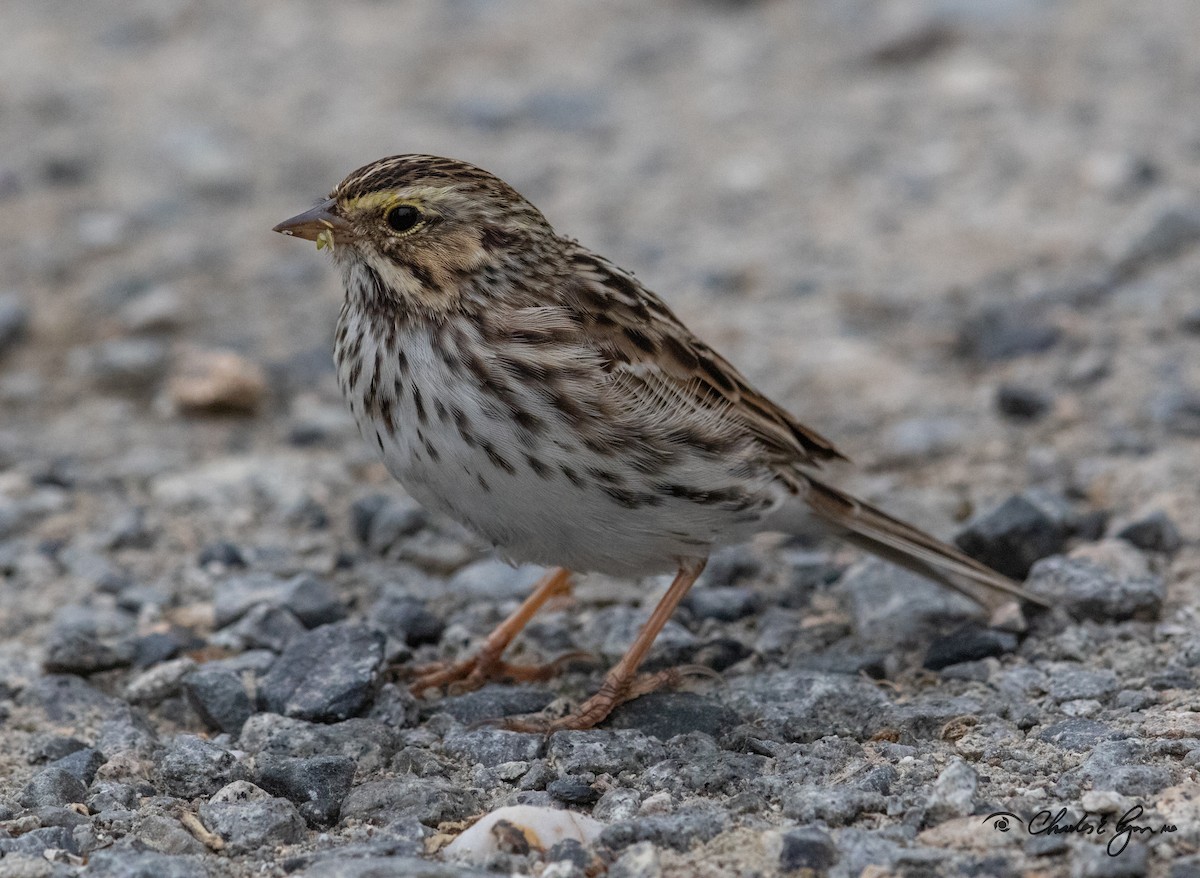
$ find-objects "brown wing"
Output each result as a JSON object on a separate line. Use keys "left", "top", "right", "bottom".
{"left": 558, "top": 247, "right": 846, "bottom": 468}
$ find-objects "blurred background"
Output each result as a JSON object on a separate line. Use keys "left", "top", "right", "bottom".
{"left": 1, "top": 0, "right": 1198, "bottom": 588}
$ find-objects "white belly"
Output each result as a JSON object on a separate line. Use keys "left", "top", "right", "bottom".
{"left": 336, "top": 315, "right": 783, "bottom": 576}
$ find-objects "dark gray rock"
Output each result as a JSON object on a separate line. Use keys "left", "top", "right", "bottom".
{"left": 258, "top": 622, "right": 384, "bottom": 722}
{"left": 780, "top": 826, "right": 838, "bottom": 873}
{"left": 779, "top": 785, "right": 885, "bottom": 825}
{"left": 546, "top": 729, "right": 667, "bottom": 775}
{"left": 197, "top": 540, "right": 246, "bottom": 568}
{"left": 0, "top": 292, "right": 30, "bottom": 357}
{"left": 225, "top": 603, "right": 307, "bottom": 652}
{"left": 29, "top": 734, "right": 89, "bottom": 764}
{"left": 338, "top": 777, "right": 481, "bottom": 827}
{"left": 1071, "top": 835, "right": 1149, "bottom": 876}
{"left": 1027, "top": 556, "right": 1164, "bottom": 622}
{"left": 254, "top": 753, "right": 357, "bottom": 826}
{"left": 1072, "top": 741, "right": 1172, "bottom": 797}
{"left": 42, "top": 627, "right": 134, "bottom": 675}
{"left": 368, "top": 590, "right": 445, "bottom": 647}
{"left": 1115, "top": 204, "right": 1200, "bottom": 278}
{"left": 48, "top": 746, "right": 106, "bottom": 786}
{"left": 365, "top": 497, "right": 430, "bottom": 553}
{"left": 604, "top": 691, "right": 742, "bottom": 740}
{"left": 159, "top": 734, "right": 244, "bottom": 799}
{"left": 183, "top": 666, "right": 255, "bottom": 735}
{"left": 71, "top": 337, "right": 170, "bottom": 393}
{"left": 0, "top": 825, "right": 78, "bottom": 856}
{"left": 924, "top": 758, "right": 977, "bottom": 822}
{"left": 924, "top": 623, "right": 1018, "bottom": 670}
{"left": 19, "top": 766, "right": 88, "bottom": 808}
{"left": 956, "top": 303, "right": 1060, "bottom": 361}
{"left": 601, "top": 805, "right": 725, "bottom": 851}
{"left": 1046, "top": 667, "right": 1119, "bottom": 702}
{"left": 85, "top": 848, "right": 211, "bottom": 878}
{"left": 1116, "top": 511, "right": 1183, "bottom": 554}
{"left": 88, "top": 780, "right": 139, "bottom": 812}
{"left": 1037, "top": 719, "right": 1118, "bottom": 751}
{"left": 199, "top": 791, "right": 306, "bottom": 854}
{"left": 238, "top": 714, "right": 401, "bottom": 772}
{"left": 1154, "top": 387, "right": 1200, "bottom": 437}
{"left": 214, "top": 572, "right": 345, "bottom": 629}
{"left": 728, "top": 670, "right": 889, "bottom": 743}
{"left": 995, "top": 384, "right": 1052, "bottom": 421}
{"left": 547, "top": 776, "right": 600, "bottom": 806}
{"left": 429, "top": 684, "right": 555, "bottom": 724}
{"left": 292, "top": 857, "right": 490, "bottom": 878}
{"left": 132, "top": 628, "right": 204, "bottom": 668}
{"left": 838, "top": 558, "right": 977, "bottom": 647}
{"left": 681, "top": 586, "right": 761, "bottom": 621}
{"left": 442, "top": 728, "right": 542, "bottom": 767}
{"left": 955, "top": 493, "right": 1073, "bottom": 579}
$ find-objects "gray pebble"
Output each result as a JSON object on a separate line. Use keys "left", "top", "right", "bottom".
{"left": 0, "top": 292, "right": 30, "bottom": 357}
{"left": 442, "top": 728, "right": 542, "bottom": 768}
{"left": 1046, "top": 666, "right": 1119, "bottom": 702}
{"left": 221, "top": 603, "right": 306, "bottom": 652}
{"left": 18, "top": 766, "right": 88, "bottom": 808}
{"left": 338, "top": 777, "right": 481, "bottom": 827}
{"left": 924, "top": 758, "right": 977, "bottom": 822}
{"left": 86, "top": 848, "right": 211, "bottom": 878}
{"left": 69, "top": 338, "right": 170, "bottom": 394}
{"left": 546, "top": 777, "right": 600, "bottom": 806}
{"left": 0, "top": 825, "right": 78, "bottom": 857}
{"left": 258, "top": 622, "right": 383, "bottom": 722}
{"left": 238, "top": 714, "right": 400, "bottom": 774}
{"left": 1115, "top": 204, "right": 1200, "bottom": 278}
{"left": 199, "top": 792, "right": 306, "bottom": 854}
{"left": 681, "top": 586, "right": 761, "bottom": 622}
{"left": 602, "top": 805, "right": 726, "bottom": 851}
{"left": 47, "top": 747, "right": 106, "bottom": 786}
{"left": 1116, "top": 511, "right": 1183, "bottom": 554}
{"left": 1070, "top": 835, "right": 1149, "bottom": 877}
{"left": 924, "top": 623, "right": 1018, "bottom": 670}
{"left": 1027, "top": 556, "right": 1164, "bottom": 622}
{"left": 42, "top": 627, "right": 134, "bottom": 675}
{"left": 368, "top": 589, "right": 445, "bottom": 647}
{"left": 182, "top": 667, "right": 255, "bottom": 735}
{"left": 365, "top": 497, "right": 430, "bottom": 554}
{"left": 87, "top": 781, "right": 139, "bottom": 813}
{"left": 214, "top": 572, "right": 345, "bottom": 629}
{"left": 430, "top": 684, "right": 555, "bottom": 725}
{"left": 604, "top": 692, "right": 742, "bottom": 740}
{"left": 956, "top": 302, "right": 1060, "bottom": 361}
{"left": 253, "top": 753, "right": 357, "bottom": 826}
{"left": 547, "top": 729, "right": 666, "bottom": 776}
{"left": 954, "top": 492, "right": 1073, "bottom": 579}
{"left": 995, "top": 384, "right": 1052, "bottom": 421}
{"left": 291, "top": 857, "right": 490, "bottom": 878}
{"left": 779, "top": 826, "right": 838, "bottom": 873}
{"left": 447, "top": 559, "right": 546, "bottom": 601}
{"left": 158, "top": 734, "right": 244, "bottom": 799}
{"left": 838, "top": 559, "right": 977, "bottom": 648}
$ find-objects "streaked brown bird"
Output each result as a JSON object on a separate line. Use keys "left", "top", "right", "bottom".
{"left": 274, "top": 154, "right": 1045, "bottom": 732}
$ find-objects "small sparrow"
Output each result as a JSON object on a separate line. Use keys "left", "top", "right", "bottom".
{"left": 275, "top": 155, "right": 1044, "bottom": 732}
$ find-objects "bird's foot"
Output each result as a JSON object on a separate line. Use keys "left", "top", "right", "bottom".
{"left": 496, "top": 664, "right": 718, "bottom": 733}
{"left": 407, "top": 650, "right": 593, "bottom": 697}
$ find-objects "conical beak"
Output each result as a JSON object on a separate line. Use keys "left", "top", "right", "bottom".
{"left": 273, "top": 199, "right": 352, "bottom": 245}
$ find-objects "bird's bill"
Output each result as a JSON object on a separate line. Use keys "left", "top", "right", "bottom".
{"left": 272, "top": 199, "right": 352, "bottom": 249}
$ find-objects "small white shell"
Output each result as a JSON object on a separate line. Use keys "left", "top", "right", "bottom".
{"left": 444, "top": 805, "right": 605, "bottom": 862}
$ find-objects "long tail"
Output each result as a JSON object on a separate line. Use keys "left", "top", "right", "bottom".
{"left": 802, "top": 476, "right": 1049, "bottom": 631}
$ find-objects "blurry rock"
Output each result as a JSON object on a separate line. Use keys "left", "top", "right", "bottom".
{"left": 956, "top": 303, "right": 1059, "bottom": 361}
{"left": 197, "top": 540, "right": 247, "bottom": 569}
{"left": 868, "top": 21, "right": 957, "bottom": 66}
{"left": 954, "top": 492, "right": 1073, "bottom": 579}
{"left": 1115, "top": 204, "right": 1200, "bottom": 279}
{"left": 117, "top": 285, "right": 185, "bottom": 334}
{"left": 839, "top": 558, "right": 978, "bottom": 647}
{"left": 368, "top": 590, "right": 445, "bottom": 648}
{"left": 994, "top": 384, "right": 1051, "bottom": 421}
{"left": 682, "top": 586, "right": 761, "bottom": 622}
{"left": 1080, "top": 152, "right": 1158, "bottom": 198}
{"left": 780, "top": 826, "right": 838, "bottom": 873}
{"left": 1026, "top": 555, "right": 1163, "bottom": 622}
{"left": 0, "top": 292, "right": 30, "bottom": 357}
{"left": 881, "top": 416, "right": 968, "bottom": 462}
{"left": 1115, "top": 511, "right": 1183, "bottom": 554}
{"left": 1153, "top": 388, "right": 1200, "bottom": 436}
{"left": 924, "top": 623, "right": 1018, "bottom": 671}
{"left": 70, "top": 338, "right": 170, "bottom": 394}
{"left": 170, "top": 347, "right": 267, "bottom": 415}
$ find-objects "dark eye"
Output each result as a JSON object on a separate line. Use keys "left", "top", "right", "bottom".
{"left": 385, "top": 205, "right": 422, "bottom": 233}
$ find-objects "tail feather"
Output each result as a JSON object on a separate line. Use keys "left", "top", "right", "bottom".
{"left": 802, "top": 477, "right": 1049, "bottom": 630}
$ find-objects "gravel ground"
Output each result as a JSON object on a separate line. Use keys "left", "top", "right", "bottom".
{"left": 2, "top": 1, "right": 1200, "bottom": 876}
